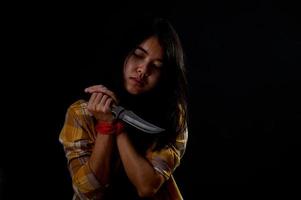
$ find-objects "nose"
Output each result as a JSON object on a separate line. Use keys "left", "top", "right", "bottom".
{"left": 137, "top": 62, "right": 150, "bottom": 78}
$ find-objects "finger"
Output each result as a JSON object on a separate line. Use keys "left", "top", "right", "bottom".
{"left": 93, "top": 93, "right": 103, "bottom": 109}
{"left": 99, "top": 94, "right": 109, "bottom": 107}
{"left": 87, "top": 93, "right": 97, "bottom": 111}
{"left": 85, "top": 85, "right": 105, "bottom": 92}
{"left": 85, "top": 85, "right": 118, "bottom": 104}
{"left": 84, "top": 85, "right": 107, "bottom": 93}
{"left": 88, "top": 93, "right": 97, "bottom": 104}
{"left": 103, "top": 98, "right": 113, "bottom": 112}
{"left": 96, "top": 94, "right": 108, "bottom": 112}
{"left": 93, "top": 88, "right": 118, "bottom": 104}
{"left": 101, "top": 89, "right": 119, "bottom": 104}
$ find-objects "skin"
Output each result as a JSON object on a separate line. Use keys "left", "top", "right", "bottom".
{"left": 123, "top": 36, "right": 164, "bottom": 95}
{"left": 84, "top": 36, "right": 165, "bottom": 197}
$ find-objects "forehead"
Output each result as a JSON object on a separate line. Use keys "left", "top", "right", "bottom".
{"left": 138, "top": 36, "right": 164, "bottom": 59}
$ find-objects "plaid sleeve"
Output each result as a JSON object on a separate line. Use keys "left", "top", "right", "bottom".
{"left": 146, "top": 127, "right": 188, "bottom": 180}
{"left": 59, "top": 100, "right": 106, "bottom": 199}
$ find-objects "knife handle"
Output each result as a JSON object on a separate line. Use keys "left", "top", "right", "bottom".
{"left": 111, "top": 105, "right": 125, "bottom": 119}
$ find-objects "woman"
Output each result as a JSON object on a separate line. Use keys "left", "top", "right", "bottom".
{"left": 59, "top": 18, "right": 188, "bottom": 199}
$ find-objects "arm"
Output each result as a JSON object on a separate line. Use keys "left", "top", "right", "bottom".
{"left": 84, "top": 86, "right": 119, "bottom": 186}
{"left": 59, "top": 101, "right": 110, "bottom": 199}
{"left": 116, "top": 132, "right": 165, "bottom": 198}
{"left": 84, "top": 85, "right": 188, "bottom": 198}
{"left": 117, "top": 127, "right": 188, "bottom": 198}
{"left": 84, "top": 85, "right": 164, "bottom": 197}
{"left": 88, "top": 133, "right": 114, "bottom": 187}
{"left": 60, "top": 90, "right": 117, "bottom": 199}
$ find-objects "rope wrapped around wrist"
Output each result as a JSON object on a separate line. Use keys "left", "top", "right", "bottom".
{"left": 95, "top": 121, "right": 124, "bottom": 135}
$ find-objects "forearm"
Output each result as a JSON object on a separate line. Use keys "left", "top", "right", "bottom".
{"left": 67, "top": 134, "right": 115, "bottom": 199}
{"left": 89, "top": 134, "right": 115, "bottom": 186}
{"left": 116, "top": 132, "right": 164, "bottom": 197}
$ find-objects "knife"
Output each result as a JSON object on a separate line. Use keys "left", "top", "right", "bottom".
{"left": 111, "top": 105, "right": 165, "bottom": 134}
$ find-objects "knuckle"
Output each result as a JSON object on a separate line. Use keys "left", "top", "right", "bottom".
{"left": 96, "top": 106, "right": 101, "bottom": 112}
{"left": 97, "top": 93, "right": 103, "bottom": 99}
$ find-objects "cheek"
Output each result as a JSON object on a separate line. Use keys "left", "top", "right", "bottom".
{"left": 123, "top": 63, "right": 131, "bottom": 78}
{"left": 124, "top": 61, "right": 135, "bottom": 74}
{"left": 148, "top": 73, "right": 161, "bottom": 87}
{"left": 123, "top": 56, "right": 133, "bottom": 75}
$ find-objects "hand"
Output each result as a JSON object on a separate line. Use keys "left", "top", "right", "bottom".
{"left": 85, "top": 85, "right": 119, "bottom": 104}
{"left": 85, "top": 85, "right": 119, "bottom": 122}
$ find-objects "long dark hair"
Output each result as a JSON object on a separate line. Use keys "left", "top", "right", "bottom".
{"left": 103, "top": 17, "right": 188, "bottom": 149}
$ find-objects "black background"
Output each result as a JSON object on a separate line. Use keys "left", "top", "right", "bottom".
{"left": 2, "top": 1, "right": 301, "bottom": 199}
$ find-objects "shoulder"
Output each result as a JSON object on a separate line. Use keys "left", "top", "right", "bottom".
{"left": 63, "top": 99, "right": 95, "bottom": 129}
{"left": 59, "top": 100, "right": 95, "bottom": 144}
{"left": 67, "top": 99, "right": 92, "bottom": 119}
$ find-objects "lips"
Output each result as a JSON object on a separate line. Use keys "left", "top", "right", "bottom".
{"left": 130, "top": 77, "right": 144, "bottom": 86}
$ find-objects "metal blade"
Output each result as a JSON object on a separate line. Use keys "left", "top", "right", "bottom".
{"left": 119, "top": 111, "right": 165, "bottom": 134}
{"left": 111, "top": 105, "right": 165, "bottom": 134}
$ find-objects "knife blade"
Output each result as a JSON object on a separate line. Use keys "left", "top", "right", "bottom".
{"left": 111, "top": 105, "right": 165, "bottom": 134}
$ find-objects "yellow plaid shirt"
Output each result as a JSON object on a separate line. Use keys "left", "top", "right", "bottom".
{"left": 59, "top": 100, "right": 188, "bottom": 199}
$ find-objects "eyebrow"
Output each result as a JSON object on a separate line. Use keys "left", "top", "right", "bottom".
{"left": 136, "top": 46, "right": 148, "bottom": 54}
{"left": 136, "top": 46, "right": 163, "bottom": 63}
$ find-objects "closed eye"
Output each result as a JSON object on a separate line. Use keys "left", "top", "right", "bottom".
{"left": 133, "top": 52, "right": 144, "bottom": 59}
{"left": 133, "top": 48, "right": 145, "bottom": 58}
{"left": 151, "top": 63, "right": 163, "bottom": 69}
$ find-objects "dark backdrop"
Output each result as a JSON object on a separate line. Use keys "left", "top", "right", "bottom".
{"left": 2, "top": 1, "right": 300, "bottom": 199}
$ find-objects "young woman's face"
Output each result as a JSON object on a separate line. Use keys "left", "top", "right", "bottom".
{"left": 123, "top": 36, "right": 164, "bottom": 95}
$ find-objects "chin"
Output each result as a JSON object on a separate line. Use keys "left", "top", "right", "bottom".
{"left": 126, "top": 86, "right": 143, "bottom": 95}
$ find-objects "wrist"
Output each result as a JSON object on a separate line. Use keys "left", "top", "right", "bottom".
{"left": 95, "top": 114, "right": 115, "bottom": 122}
{"left": 115, "top": 121, "right": 125, "bottom": 135}
{"left": 95, "top": 121, "right": 116, "bottom": 135}
{"left": 95, "top": 120, "right": 124, "bottom": 135}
